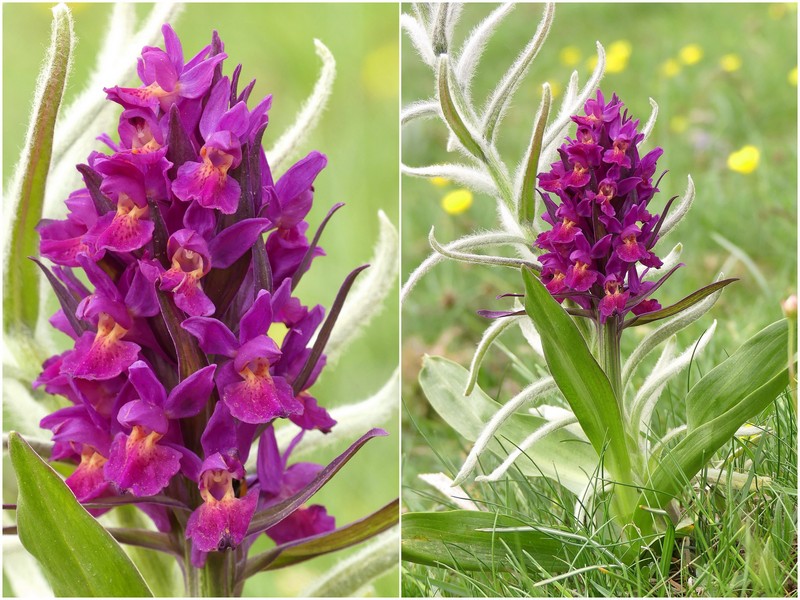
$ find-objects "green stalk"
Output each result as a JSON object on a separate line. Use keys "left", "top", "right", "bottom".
{"left": 200, "top": 550, "right": 236, "bottom": 597}
{"left": 602, "top": 318, "right": 623, "bottom": 405}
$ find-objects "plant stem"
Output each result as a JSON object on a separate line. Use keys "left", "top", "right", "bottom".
{"left": 601, "top": 318, "right": 623, "bottom": 404}
{"left": 201, "top": 550, "right": 236, "bottom": 597}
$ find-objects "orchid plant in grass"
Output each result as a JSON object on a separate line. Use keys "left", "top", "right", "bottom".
{"left": 401, "top": 2, "right": 793, "bottom": 571}
{"left": 3, "top": 4, "right": 398, "bottom": 597}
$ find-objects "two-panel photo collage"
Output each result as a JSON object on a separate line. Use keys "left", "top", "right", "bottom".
{"left": 1, "top": 2, "right": 797, "bottom": 598}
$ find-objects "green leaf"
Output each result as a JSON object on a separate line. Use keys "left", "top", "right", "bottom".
{"left": 687, "top": 319, "right": 788, "bottom": 429}
{"left": 8, "top": 432, "right": 153, "bottom": 597}
{"left": 637, "top": 320, "right": 790, "bottom": 519}
{"left": 437, "top": 55, "right": 485, "bottom": 162}
{"left": 402, "top": 511, "right": 582, "bottom": 573}
{"left": 518, "top": 83, "right": 551, "bottom": 223}
{"left": 4, "top": 5, "right": 74, "bottom": 333}
{"left": 419, "top": 355, "right": 597, "bottom": 495}
{"left": 624, "top": 278, "right": 737, "bottom": 327}
{"left": 243, "top": 499, "right": 398, "bottom": 577}
{"left": 521, "top": 268, "right": 633, "bottom": 485}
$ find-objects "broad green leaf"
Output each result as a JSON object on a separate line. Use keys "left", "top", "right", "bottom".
{"left": 521, "top": 268, "right": 633, "bottom": 486}
{"left": 243, "top": 499, "right": 398, "bottom": 577}
{"left": 402, "top": 510, "right": 582, "bottom": 573}
{"left": 419, "top": 355, "right": 597, "bottom": 495}
{"left": 4, "top": 5, "right": 73, "bottom": 333}
{"left": 8, "top": 432, "right": 153, "bottom": 597}
{"left": 638, "top": 367, "right": 788, "bottom": 522}
{"left": 687, "top": 319, "right": 788, "bottom": 429}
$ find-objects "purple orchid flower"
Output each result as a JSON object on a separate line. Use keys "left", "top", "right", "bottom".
{"left": 33, "top": 23, "right": 380, "bottom": 577}
{"left": 533, "top": 90, "right": 678, "bottom": 323}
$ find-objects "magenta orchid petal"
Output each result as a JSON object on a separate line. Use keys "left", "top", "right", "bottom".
{"left": 104, "top": 428, "right": 182, "bottom": 496}
{"left": 208, "top": 218, "right": 272, "bottom": 269}
{"left": 164, "top": 364, "right": 217, "bottom": 419}
{"left": 181, "top": 317, "right": 238, "bottom": 357}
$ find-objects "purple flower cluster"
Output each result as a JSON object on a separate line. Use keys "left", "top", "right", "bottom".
{"left": 535, "top": 91, "right": 675, "bottom": 323}
{"left": 34, "top": 25, "right": 349, "bottom": 565}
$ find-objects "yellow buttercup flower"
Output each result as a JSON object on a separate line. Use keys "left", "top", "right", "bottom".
{"left": 605, "top": 40, "right": 632, "bottom": 74}
{"left": 559, "top": 46, "right": 581, "bottom": 67}
{"left": 441, "top": 189, "right": 473, "bottom": 215}
{"left": 727, "top": 145, "right": 760, "bottom": 174}
{"left": 660, "top": 59, "right": 681, "bottom": 78}
{"left": 430, "top": 176, "right": 450, "bottom": 187}
{"left": 670, "top": 116, "right": 689, "bottom": 133}
{"left": 361, "top": 42, "right": 398, "bottom": 100}
{"left": 789, "top": 66, "right": 798, "bottom": 86}
{"left": 679, "top": 44, "right": 703, "bottom": 65}
{"left": 720, "top": 53, "right": 742, "bottom": 73}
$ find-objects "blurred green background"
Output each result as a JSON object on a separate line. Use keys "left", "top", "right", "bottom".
{"left": 402, "top": 1, "right": 796, "bottom": 515}
{"left": 3, "top": 2, "right": 399, "bottom": 597}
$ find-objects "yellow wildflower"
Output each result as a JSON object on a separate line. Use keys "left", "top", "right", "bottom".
{"left": 789, "top": 66, "right": 798, "bottom": 86}
{"left": 660, "top": 59, "right": 681, "bottom": 78}
{"left": 441, "top": 189, "right": 473, "bottom": 215}
{"left": 605, "top": 40, "right": 632, "bottom": 73}
{"left": 559, "top": 46, "right": 581, "bottom": 67}
{"left": 727, "top": 145, "right": 760, "bottom": 174}
{"left": 430, "top": 177, "right": 450, "bottom": 187}
{"left": 669, "top": 116, "right": 689, "bottom": 133}
{"left": 361, "top": 42, "right": 398, "bottom": 99}
{"left": 679, "top": 44, "right": 703, "bottom": 65}
{"left": 720, "top": 54, "right": 742, "bottom": 72}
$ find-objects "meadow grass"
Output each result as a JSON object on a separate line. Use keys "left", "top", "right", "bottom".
{"left": 401, "top": 3, "right": 797, "bottom": 596}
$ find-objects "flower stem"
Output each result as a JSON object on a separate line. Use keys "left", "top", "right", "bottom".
{"left": 200, "top": 550, "right": 236, "bottom": 597}
{"left": 601, "top": 318, "right": 623, "bottom": 404}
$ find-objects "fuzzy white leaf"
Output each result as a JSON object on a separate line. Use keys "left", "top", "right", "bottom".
{"left": 322, "top": 211, "right": 398, "bottom": 362}
{"left": 401, "top": 13, "right": 436, "bottom": 67}
{"left": 474, "top": 413, "right": 578, "bottom": 483}
{"left": 428, "top": 226, "right": 537, "bottom": 270}
{"left": 401, "top": 231, "right": 531, "bottom": 303}
{"left": 267, "top": 39, "right": 336, "bottom": 173}
{"left": 429, "top": 4, "right": 450, "bottom": 56}
{"left": 419, "top": 473, "right": 480, "bottom": 510}
{"left": 453, "top": 376, "right": 557, "bottom": 485}
{"left": 631, "top": 322, "right": 716, "bottom": 439}
{"left": 528, "top": 405, "right": 587, "bottom": 441}
{"left": 622, "top": 272, "right": 724, "bottom": 384}
{"left": 480, "top": 2, "right": 555, "bottom": 142}
{"left": 659, "top": 175, "right": 695, "bottom": 239}
{"left": 640, "top": 98, "right": 659, "bottom": 143}
{"left": 300, "top": 528, "right": 398, "bottom": 597}
{"left": 464, "top": 316, "right": 525, "bottom": 395}
{"left": 639, "top": 243, "right": 683, "bottom": 282}
{"left": 402, "top": 162, "right": 497, "bottom": 195}
{"left": 401, "top": 100, "right": 439, "bottom": 124}
{"left": 454, "top": 3, "right": 515, "bottom": 97}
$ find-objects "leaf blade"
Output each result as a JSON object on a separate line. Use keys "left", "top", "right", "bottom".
{"left": 8, "top": 432, "right": 153, "bottom": 597}
{"left": 4, "top": 5, "right": 74, "bottom": 333}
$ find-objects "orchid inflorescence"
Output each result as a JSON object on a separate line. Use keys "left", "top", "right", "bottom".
{"left": 31, "top": 23, "right": 386, "bottom": 580}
